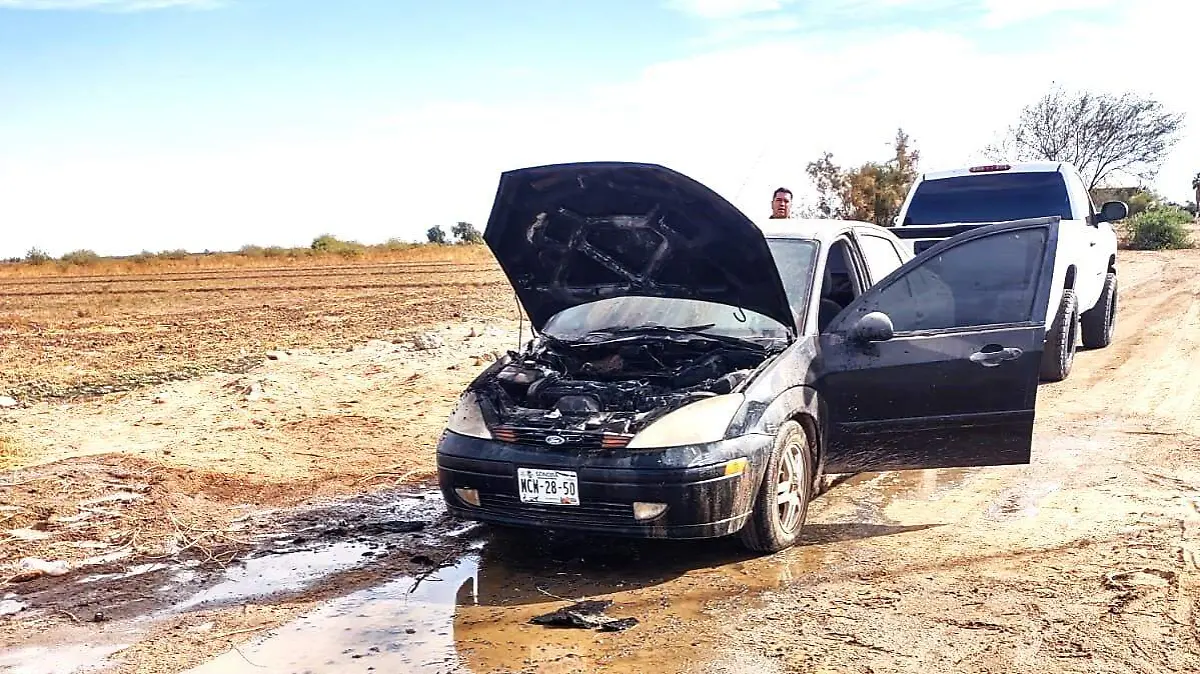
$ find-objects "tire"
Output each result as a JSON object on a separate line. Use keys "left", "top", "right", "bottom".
{"left": 739, "top": 420, "right": 813, "bottom": 553}
{"left": 1040, "top": 290, "right": 1078, "bottom": 382}
{"left": 1080, "top": 272, "right": 1117, "bottom": 349}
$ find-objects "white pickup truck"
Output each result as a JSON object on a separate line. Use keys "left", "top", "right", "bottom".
{"left": 889, "top": 162, "right": 1126, "bottom": 382}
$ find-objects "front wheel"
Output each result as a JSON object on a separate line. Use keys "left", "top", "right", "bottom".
{"left": 1040, "top": 290, "right": 1078, "bottom": 382}
{"left": 1080, "top": 272, "right": 1117, "bottom": 349}
{"left": 739, "top": 420, "right": 813, "bottom": 553}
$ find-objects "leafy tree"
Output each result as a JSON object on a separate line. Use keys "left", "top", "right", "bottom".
{"left": 986, "top": 83, "right": 1184, "bottom": 191}
{"left": 451, "top": 221, "right": 483, "bottom": 244}
{"left": 804, "top": 129, "right": 920, "bottom": 227}
{"left": 426, "top": 225, "right": 447, "bottom": 244}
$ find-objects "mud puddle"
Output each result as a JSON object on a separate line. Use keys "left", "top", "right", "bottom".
{"left": 1, "top": 465, "right": 986, "bottom": 673}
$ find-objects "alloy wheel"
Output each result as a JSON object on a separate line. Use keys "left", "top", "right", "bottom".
{"left": 776, "top": 438, "right": 805, "bottom": 534}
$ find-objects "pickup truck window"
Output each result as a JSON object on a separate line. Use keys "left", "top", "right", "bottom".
{"left": 902, "top": 172, "right": 1073, "bottom": 225}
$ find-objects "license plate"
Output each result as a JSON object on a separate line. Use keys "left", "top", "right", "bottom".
{"left": 517, "top": 468, "right": 580, "bottom": 506}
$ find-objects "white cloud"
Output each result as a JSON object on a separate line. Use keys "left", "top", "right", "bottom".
{"left": 1, "top": 0, "right": 1196, "bottom": 258}
{"left": 665, "top": 0, "right": 795, "bottom": 19}
{"left": 0, "top": 0, "right": 216, "bottom": 11}
{"left": 980, "top": 0, "right": 1118, "bottom": 27}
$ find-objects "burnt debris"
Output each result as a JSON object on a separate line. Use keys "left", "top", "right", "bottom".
{"left": 529, "top": 599, "right": 639, "bottom": 632}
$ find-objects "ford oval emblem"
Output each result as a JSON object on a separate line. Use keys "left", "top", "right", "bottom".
{"left": 545, "top": 435, "right": 566, "bottom": 446}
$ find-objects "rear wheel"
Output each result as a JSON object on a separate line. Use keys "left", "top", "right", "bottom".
{"left": 1040, "top": 290, "right": 1078, "bottom": 382}
{"left": 1081, "top": 272, "right": 1117, "bottom": 349}
{"left": 739, "top": 420, "right": 812, "bottom": 553}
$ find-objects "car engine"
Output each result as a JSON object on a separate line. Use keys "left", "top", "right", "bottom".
{"left": 478, "top": 335, "right": 770, "bottom": 436}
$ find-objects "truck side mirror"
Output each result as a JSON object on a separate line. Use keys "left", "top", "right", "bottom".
{"left": 1096, "top": 201, "right": 1129, "bottom": 223}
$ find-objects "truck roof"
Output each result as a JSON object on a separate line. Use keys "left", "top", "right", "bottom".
{"left": 920, "top": 161, "right": 1065, "bottom": 182}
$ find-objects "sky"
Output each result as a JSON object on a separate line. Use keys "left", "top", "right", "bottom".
{"left": 0, "top": 0, "right": 1197, "bottom": 257}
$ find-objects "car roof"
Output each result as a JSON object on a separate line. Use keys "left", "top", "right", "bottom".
{"left": 755, "top": 217, "right": 900, "bottom": 244}
{"left": 920, "top": 161, "right": 1064, "bottom": 182}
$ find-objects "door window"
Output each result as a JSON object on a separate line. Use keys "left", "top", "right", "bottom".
{"left": 857, "top": 234, "right": 905, "bottom": 283}
{"left": 851, "top": 228, "right": 1050, "bottom": 333}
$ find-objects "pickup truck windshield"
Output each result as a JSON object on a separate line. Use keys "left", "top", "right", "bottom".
{"left": 903, "top": 171, "right": 1073, "bottom": 225}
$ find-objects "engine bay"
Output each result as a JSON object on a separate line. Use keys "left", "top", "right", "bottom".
{"left": 478, "top": 334, "right": 771, "bottom": 436}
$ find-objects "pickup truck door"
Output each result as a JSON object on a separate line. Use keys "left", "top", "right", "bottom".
{"left": 815, "top": 217, "right": 1060, "bottom": 473}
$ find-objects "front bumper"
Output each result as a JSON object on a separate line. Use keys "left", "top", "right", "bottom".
{"left": 436, "top": 431, "right": 774, "bottom": 539}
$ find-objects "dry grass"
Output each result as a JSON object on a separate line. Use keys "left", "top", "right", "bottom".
{"left": 0, "top": 243, "right": 495, "bottom": 279}
{"left": 0, "top": 436, "right": 23, "bottom": 472}
{"left": 0, "top": 244, "right": 515, "bottom": 395}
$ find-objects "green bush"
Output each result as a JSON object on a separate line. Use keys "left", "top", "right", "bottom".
{"left": 60, "top": 249, "right": 100, "bottom": 265}
{"left": 131, "top": 250, "right": 155, "bottom": 264}
{"left": 24, "top": 247, "right": 51, "bottom": 265}
{"left": 1124, "top": 206, "right": 1195, "bottom": 250}
{"left": 382, "top": 238, "right": 415, "bottom": 251}
{"left": 311, "top": 234, "right": 365, "bottom": 258}
{"left": 159, "top": 249, "right": 190, "bottom": 260}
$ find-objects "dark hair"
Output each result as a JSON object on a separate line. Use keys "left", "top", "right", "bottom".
{"left": 773, "top": 187, "right": 792, "bottom": 198}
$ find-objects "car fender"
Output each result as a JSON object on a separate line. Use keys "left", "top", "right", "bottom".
{"left": 727, "top": 383, "right": 826, "bottom": 480}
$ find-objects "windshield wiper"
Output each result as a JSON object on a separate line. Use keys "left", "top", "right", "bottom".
{"left": 596, "top": 323, "right": 717, "bottom": 335}
{"left": 578, "top": 323, "right": 771, "bottom": 349}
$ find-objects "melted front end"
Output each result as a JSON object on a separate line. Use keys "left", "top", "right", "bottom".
{"left": 477, "top": 335, "right": 770, "bottom": 449}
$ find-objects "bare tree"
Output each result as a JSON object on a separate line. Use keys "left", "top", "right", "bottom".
{"left": 987, "top": 84, "right": 1185, "bottom": 191}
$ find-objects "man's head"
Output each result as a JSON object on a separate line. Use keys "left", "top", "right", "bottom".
{"left": 771, "top": 187, "right": 792, "bottom": 219}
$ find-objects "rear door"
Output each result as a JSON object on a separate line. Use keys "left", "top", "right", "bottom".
{"left": 815, "top": 217, "right": 1060, "bottom": 473}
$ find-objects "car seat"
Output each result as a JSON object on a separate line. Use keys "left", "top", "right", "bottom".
{"left": 817, "top": 264, "right": 844, "bottom": 332}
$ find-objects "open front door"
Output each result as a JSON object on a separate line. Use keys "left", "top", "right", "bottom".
{"left": 816, "top": 217, "right": 1061, "bottom": 473}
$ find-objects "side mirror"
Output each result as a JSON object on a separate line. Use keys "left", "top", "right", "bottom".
{"left": 1096, "top": 200, "right": 1129, "bottom": 224}
{"left": 848, "top": 311, "right": 894, "bottom": 343}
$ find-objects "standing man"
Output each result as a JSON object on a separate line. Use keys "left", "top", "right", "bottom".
{"left": 770, "top": 187, "right": 792, "bottom": 219}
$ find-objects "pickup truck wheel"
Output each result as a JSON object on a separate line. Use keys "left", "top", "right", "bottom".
{"left": 739, "top": 420, "right": 812, "bottom": 554}
{"left": 1040, "top": 290, "right": 1078, "bottom": 382}
{"left": 1080, "top": 272, "right": 1117, "bottom": 349}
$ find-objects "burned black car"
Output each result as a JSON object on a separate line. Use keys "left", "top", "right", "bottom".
{"left": 437, "top": 161, "right": 1061, "bottom": 552}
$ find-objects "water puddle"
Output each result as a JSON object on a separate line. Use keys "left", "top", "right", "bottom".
{"left": 168, "top": 540, "right": 379, "bottom": 614}
{"left": 181, "top": 552, "right": 480, "bottom": 673}
{"left": 0, "top": 643, "right": 130, "bottom": 674}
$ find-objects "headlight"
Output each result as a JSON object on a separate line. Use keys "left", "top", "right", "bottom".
{"left": 625, "top": 393, "right": 745, "bottom": 449}
{"left": 445, "top": 390, "right": 492, "bottom": 440}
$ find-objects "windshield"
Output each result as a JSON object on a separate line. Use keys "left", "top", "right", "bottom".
{"left": 903, "top": 172, "right": 1072, "bottom": 225}
{"left": 541, "top": 239, "right": 817, "bottom": 343}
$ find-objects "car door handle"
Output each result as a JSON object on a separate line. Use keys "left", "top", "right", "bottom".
{"left": 970, "top": 347, "right": 1023, "bottom": 367}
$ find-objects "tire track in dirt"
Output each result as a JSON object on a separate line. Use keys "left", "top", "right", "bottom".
{"left": 1037, "top": 250, "right": 1200, "bottom": 435}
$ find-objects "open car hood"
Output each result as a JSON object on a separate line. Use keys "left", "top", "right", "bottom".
{"left": 483, "top": 161, "right": 795, "bottom": 333}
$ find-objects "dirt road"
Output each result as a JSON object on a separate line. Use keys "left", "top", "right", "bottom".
{"left": 2, "top": 249, "right": 1199, "bottom": 673}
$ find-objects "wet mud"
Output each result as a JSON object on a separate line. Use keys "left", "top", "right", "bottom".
{"left": 0, "top": 462, "right": 984, "bottom": 674}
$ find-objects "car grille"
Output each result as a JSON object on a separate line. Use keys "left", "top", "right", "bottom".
{"left": 476, "top": 492, "right": 633, "bottom": 526}
{"left": 491, "top": 426, "right": 632, "bottom": 450}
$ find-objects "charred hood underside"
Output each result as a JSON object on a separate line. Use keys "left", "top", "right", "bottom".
{"left": 478, "top": 335, "right": 769, "bottom": 443}
{"left": 482, "top": 162, "right": 795, "bottom": 332}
